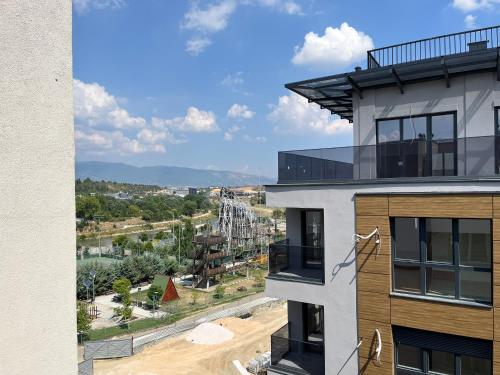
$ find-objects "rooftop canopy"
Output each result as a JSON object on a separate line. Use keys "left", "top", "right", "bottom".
{"left": 286, "top": 25, "right": 500, "bottom": 122}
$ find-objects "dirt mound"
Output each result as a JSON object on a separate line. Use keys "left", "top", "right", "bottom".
{"left": 186, "top": 322, "right": 234, "bottom": 345}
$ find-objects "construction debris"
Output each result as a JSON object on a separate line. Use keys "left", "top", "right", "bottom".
{"left": 186, "top": 322, "right": 234, "bottom": 345}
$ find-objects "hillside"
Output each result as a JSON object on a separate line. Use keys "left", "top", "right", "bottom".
{"left": 75, "top": 161, "right": 275, "bottom": 187}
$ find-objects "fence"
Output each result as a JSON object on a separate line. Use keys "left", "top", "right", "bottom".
{"left": 84, "top": 337, "right": 133, "bottom": 360}
{"left": 78, "top": 359, "right": 93, "bottom": 375}
{"left": 133, "top": 295, "right": 280, "bottom": 351}
{"left": 367, "top": 25, "right": 500, "bottom": 68}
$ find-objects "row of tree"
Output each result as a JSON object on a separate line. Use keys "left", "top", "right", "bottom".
{"left": 76, "top": 192, "right": 214, "bottom": 223}
{"left": 76, "top": 255, "right": 177, "bottom": 299}
{"left": 76, "top": 178, "right": 162, "bottom": 195}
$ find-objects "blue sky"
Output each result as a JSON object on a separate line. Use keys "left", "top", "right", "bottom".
{"left": 73, "top": 0, "right": 500, "bottom": 178}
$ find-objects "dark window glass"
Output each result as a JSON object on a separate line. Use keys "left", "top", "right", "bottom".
{"left": 426, "top": 219, "right": 453, "bottom": 263}
{"left": 460, "top": 270, "right": 491, "bottom": 303}
{"left": 461, "top": 355, "right": 492, "bottom": 375}
{"left": 459, "top": 219, "right": 491, "bottom": 267}
{"left": 429, "top": 350, "right": 454, "bottom": 374}
{"left": 305, "top": 304, "right": 324, "bottom": 343}
{"left": 431, "top": 114, "right": 455, "bottom": 140}
{"left": 394, "top": 265, "right": 421, "bottom": 293}
{"left": 403, "top": 117, "right": 427, "bottom": 141}
{"left": 426, "top": 268, "right": 455, "bottom": 297}
{"left": 394, "top": 218, "right": 420, "bottom": 260}
{"left": 304, "top": 211, "right": 322, "bottom": 248}
{"left": 378, "top": 119, "right": 400, "bottom": 143}
{"left": 397, "top": 344, "right": 422, "bottom": 369}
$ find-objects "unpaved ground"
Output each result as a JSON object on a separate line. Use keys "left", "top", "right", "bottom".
{"left": 94, "top": 303, "right": 287, "bottom": 375}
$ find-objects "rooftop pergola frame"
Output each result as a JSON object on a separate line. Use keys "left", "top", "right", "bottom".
{"left": 286, "top": 25, "right": 500, "bottom": 122}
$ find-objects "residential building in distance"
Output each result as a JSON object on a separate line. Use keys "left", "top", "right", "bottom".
{"left": 265, "top": 26, "right": 500, "bottom": 374}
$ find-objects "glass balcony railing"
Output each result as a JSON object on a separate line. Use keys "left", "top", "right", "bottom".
{"left": 278, "top": 135, "right": 500, "bottom": 183}
{"left": 268, "top": 240, "right": 325, "bottom": 284}
{"left": 270, "top": 324, "right": 325, "bottom": 375}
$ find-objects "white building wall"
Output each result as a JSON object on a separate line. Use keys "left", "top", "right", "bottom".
{"left": 266, "top": 181, "right": 500, "bottom": 375}
{"left": 353, "top": 72, "right": 500, "bottom": 146}
{"left": 0, "top": 1, "right": 76, "bottom": 374}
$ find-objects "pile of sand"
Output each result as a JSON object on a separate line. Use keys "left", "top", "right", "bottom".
{"left": 186, "top": 322, "right": 234, "bottom": 345}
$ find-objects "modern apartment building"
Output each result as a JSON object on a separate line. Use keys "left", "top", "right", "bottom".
{"left": 266, "top": 26, "right": 500, "bottom": 375}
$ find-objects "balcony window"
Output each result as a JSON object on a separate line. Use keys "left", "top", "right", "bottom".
{"left": 392, "top": 218, "right": 492, "bottom": 304}
{"left": 270, "top": 302, "right": 325, "bottom": 375}
{"left": 394, "top": 326, "right": 492, "bottom": 375}
{"left": 377, "top": 112, "right": 457, "bottom": 178}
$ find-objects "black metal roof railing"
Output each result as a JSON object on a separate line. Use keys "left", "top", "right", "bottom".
{"left": 286, "top": 25, "right": 500, "bottom": 122}
{"left": 367, "top": 25, "right": 500, "bottom": 68}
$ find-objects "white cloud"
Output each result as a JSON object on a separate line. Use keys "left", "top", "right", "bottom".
{"left": 152, "top": 107, "right": 219, "bottom": 133}
{"left": 186, "top": 37, "right": 213, "bottom": 56}
{"left": 227, "top": 103, "right": 255, "bottom": 119}
{"left": 243, "top": 134, "right": 267, "bottom": 143}
{"left": 73, "top": 0, "right": 125, "bottom": 14}
{"left": 221, "top": 72, "right": 244, "bottom": 87}
{"left": 183, "top": 0, "right": 237, "bottom": 32}
{"left": 464, "top": 14, "right": 477, "bottom": 28}
{"left": 292, "top": 22, "right": 374, "bottom": 70}
{"left": 268, "top": 92, "right": 351, "bottom": 135}
{"left": 243, "top": 0, "right": 303, "bottom": 15}
{"left": 73, "top": 79, "right": 145, "bottom": 129}
{"left": 75, "top": 129, "right": 162, "bottom": 155}
{"left": 223, "top": 125, "right": 241, "bottom": 141}
{"left": 452, "top": 0, "right": 499, "bottom": 12}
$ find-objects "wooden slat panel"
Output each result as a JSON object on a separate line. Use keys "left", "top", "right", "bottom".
{"left": 494, "top": 284, "right": 500, "bottom": 307}
{"left": 495, "top": 263, "right": 500, "bottom": 287}
{"left": 359, "top": 357, "right": 393, "bottom": 375}
{"left": 389, "top": 195, "right": 492, "bottom": 218}
{"left": 493, "top": 196, "right": 500, "bottom": 218}
{"left": 358, "top": 291, "right": 390, "bottom": 323}
{"left": 494, "top": 308, "right": 500, "bottom": 341}
{"left": 357, "top": 216, "right": 390, "bottom": 237}
{"left": 357, "top": 253, "right": 390, "bottom": 275}
{"left": 391, "top": 297, "right": 493, "bottom": 340}
{"left": 357, "top": 236, "right": 391, "bottom": 257}
{"left": 494, "top": 241, "right": 500, "bottom": 264}
{"left": 494, "top": 340, "right": 500, "bottom": 367}
{"left": 494, "top": 221, "right": 500, "bottom": 242}
{"left": 358, "top": 272, "right": 390, "bottom": 294}
{"left": 358, "top": 319, "right": 393, "bottom": 365}
{"left": 356, "top": 196, "right": 389, "bottom": 216}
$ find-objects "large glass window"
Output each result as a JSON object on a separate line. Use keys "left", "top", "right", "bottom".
{"left": 377, "top": 112, "right": 457, "bottom": 178}
{"left": 395, "top": 344, "right": 491, "bottom": 375}
{"left": 392, "top": 217, "right": 492, "bottom": 304}
{"left": 395, "top": 326, "right": 492, "bottom": 375}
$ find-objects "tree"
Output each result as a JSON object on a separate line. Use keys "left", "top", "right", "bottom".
{"left": 112, "top": 277, "right": 132, "bottom": 320}
{"left": 214, "top": 284, "right": 226, "bottom": 299}
{"left": 182, "top": 200, "right": 198, "bottom": 217}
{"left": 76, "top": 302, "right": 91, "bottom": 334}
{"left": 112, "top": 278, "right": 132, "bottom": 302}
{"left": 154, "top": 231, "right": 166, "bottom": 240}
{"left": 138, "top": 233, "right": 149, "bottom": 242}
{"left": 147, "top": 284, "right": 163, "bottom": 303}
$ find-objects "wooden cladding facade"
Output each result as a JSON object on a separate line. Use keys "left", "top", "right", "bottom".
{"left": 355, "top": 194, "right": 498, "bottom": 374}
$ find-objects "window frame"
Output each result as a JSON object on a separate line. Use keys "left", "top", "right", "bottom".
{"left": 376, "top": 111, "right": 458, "bottom": 178}
{"left": 391, "top": 217, "right": 492, "bottom": 305}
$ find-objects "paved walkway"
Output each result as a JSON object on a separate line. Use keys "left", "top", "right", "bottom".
{"left": 92, "top": 284, "right": 166, "bottom": 329}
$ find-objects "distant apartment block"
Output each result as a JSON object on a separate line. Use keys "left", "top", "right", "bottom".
{"left": 266, "top": 26, "right": 500, "bottom": 375}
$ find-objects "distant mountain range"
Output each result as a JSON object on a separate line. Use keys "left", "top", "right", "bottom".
{"left": 75, "top": 161, "right": 275, "bottom": 187}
